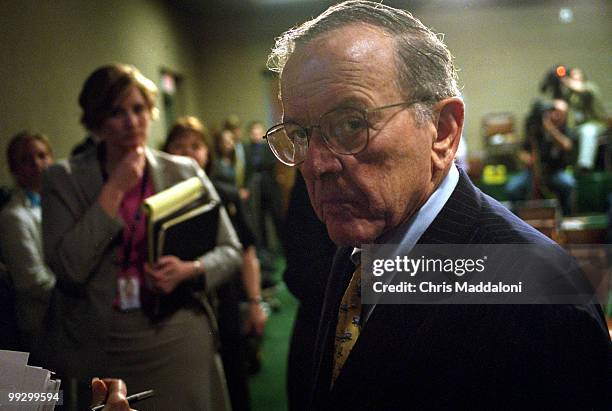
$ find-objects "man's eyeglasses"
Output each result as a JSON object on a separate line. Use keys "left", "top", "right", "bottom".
{"left": 264, "top": 101, "right": 420, "bottom": 166}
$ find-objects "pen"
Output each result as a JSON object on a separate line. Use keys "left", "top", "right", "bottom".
{"left": 90, "top": 389, "right": 155, "bottom": 411}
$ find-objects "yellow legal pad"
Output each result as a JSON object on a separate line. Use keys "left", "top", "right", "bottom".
{"left": 142, "top": 176, "right": 220, "bottom": 265}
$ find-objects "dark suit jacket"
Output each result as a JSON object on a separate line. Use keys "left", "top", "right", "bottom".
{"left": 284, "top": 171, "right": 336, "bottom": 411}
{"left": 310, "top": 170, "right": 611, "bottom": 410}
{"left": 244, "top": 142, "right": 277, "bottom": 186}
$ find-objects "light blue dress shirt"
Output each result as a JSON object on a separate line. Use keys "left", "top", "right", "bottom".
{"left": 352, "top": 164, "right": 460, "bottom": 323}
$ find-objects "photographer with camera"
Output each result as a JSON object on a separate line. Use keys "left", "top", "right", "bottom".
{"left": 541, "top": 65, "right": 606, "bottom": 171}
{"left": 505, "top": 99, "right": 576, "bottom": 215}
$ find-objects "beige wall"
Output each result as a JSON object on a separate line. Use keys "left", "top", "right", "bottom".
{"left": 0, "top": 0, "right": 202, "bottom": 186}
{"left": 192, "top": 31, "right": 269, "bottom": 131}
{"left": 419, "top": 0, "right": 611, "bottom": 154}
{"left": 193, "top": 14, "right": 283, "bottom": 133}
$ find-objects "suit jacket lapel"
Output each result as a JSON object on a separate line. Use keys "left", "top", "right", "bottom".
{"left": 418, "top": 168, "right": 481, "bottom": 244}
{"left": 309, "top": 246, "right": 355, "bottom": 407}
{"left": 146, "top": 148, "right": 166, "bottom": 193}
{"left": 70, "top": 147, "right": 105, "bottom": 209}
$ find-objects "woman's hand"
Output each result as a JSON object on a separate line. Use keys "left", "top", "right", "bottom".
{"left": 244, "top": 301, "right": 268, "bottom": 336}
{"left": 145, "top": 256, "right": 200, "bottom": 294}
{"left": 107, "top": 147, "right": 146, "bottom": 194}
{"left": 91, "top": 378, "right": 133, "bottom": 411}
{"left": 98, "top": 147, "right": 146, "bottom": 217}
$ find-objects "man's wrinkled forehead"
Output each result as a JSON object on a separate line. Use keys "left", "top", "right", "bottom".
{"left": 280, "top": 24, "right": 395, "bottom": 102}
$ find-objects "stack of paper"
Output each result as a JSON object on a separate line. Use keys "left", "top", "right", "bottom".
{"left": 0, "top": 350, "right": 61, "bottom": 410}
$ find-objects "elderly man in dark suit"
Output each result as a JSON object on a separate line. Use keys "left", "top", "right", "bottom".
{"left": 263, "top": 1, "right": 611, "bottom": 410}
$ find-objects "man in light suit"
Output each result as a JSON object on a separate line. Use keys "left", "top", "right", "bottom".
{"left": 0, "top": 131, "right": 56, "bottom": 350}
{"left": 263, "top": 1, "right": 611, "bottom": 409}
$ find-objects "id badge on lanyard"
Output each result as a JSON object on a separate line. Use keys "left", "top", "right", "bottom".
{"left": 118, "top": 276, "right": 141, "bottom": 311}
{"left": 117, "top": 167, "right": 149, "bottom": 311}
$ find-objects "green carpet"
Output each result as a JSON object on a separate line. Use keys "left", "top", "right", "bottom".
{"left": 249, "top": 260, "right": 299, "bottom": 411}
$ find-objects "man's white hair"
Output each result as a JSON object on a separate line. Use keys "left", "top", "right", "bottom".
{"left": 267, "top": 0, "right": 460, "bottom": 122}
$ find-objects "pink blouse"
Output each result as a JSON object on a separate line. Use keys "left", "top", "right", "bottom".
{"left": 114, "top": 175, "right": 155, "bottom": 309}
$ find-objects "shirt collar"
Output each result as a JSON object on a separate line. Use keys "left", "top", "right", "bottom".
{"left": 25, "top": 190, "right": 41, "bottom": 208}
{"left": 350, "top": 248, "right": 362, "bottom": 266}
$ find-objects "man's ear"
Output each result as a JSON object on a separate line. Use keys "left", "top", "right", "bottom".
{"left": 431, "top": 97, "right": 464, "bottom": 172}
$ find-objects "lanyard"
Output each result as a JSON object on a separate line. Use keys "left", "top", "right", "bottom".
{"left": 97, "top": 143, "right": 149, "bottom": 270}
{"left": 120, "top": 166, "right": 149, "bottom": 270}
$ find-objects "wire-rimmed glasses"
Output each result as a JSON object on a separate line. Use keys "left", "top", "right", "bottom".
{"left": 264, "top": 101, "right": 419, "bottom": 166}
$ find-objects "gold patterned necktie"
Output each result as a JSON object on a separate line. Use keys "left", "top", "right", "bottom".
{"left": 332, "top": 263, "right": 362, "bottom": 385}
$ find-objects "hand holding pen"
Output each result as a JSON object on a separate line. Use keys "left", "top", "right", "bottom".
{"left": 91, "top": 378, "right": 154, "bottom": 411}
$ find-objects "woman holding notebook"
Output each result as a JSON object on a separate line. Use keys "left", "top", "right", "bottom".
{"left": 37, "top": 64, "right": 241, "bottom": 410}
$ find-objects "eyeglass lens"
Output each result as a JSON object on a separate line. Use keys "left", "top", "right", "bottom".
{"left": 266, "top": 106, "right": 369, "bottom": 165}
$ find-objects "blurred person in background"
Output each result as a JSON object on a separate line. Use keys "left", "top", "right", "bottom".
{"left": 541, "top": 65, "right": 606, "bottom": 170}
{"left": 244, "top": 120, "right": 284, "bottom": 274}
{"left": 223, "top": 114, "right": 247, "bottom": 190}
{"left": 213, "top": 128, "right": 241, "bottom": 189}
{"left": 37, "top": 64, "right": 241, "bottom": 410}
{"left": 164, "top": 116, "right": 267, "bottom": 411}
{"left": 505, "top": 99, "right": 576, "bottom": 215}
{"left": 0, "top": 131, "right": 56, "bottom": 350}
{"left": 562, "top": 68, "right": 607, "bottom": 171}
